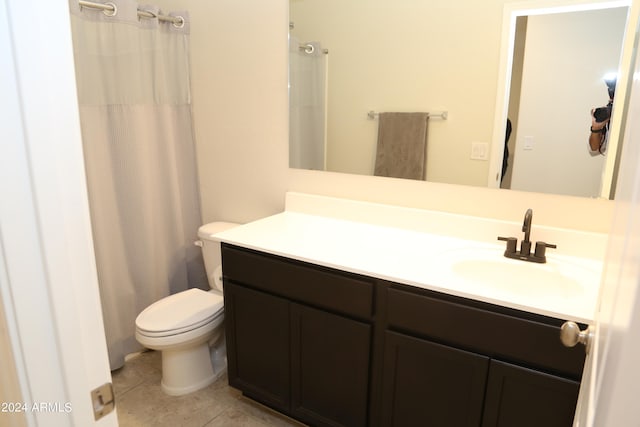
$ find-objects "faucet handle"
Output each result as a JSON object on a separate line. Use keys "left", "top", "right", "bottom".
{"left": 534, "top": 241, "right": 557, "bottom": 260}
{"left": 497, "top": 236, "right": 518, "bottom": 255}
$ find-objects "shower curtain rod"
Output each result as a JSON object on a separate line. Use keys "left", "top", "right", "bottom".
{"left": 78, "top": 0, "right": 185, "bottom": 27}
{"left": 298, "top": 43, "right": 329, "bottom": 55}
{"left": 367, "top": 110, "right": 448, "bottom": 120}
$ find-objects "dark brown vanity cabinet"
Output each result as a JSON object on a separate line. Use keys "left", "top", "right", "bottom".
{"left": 222, "top": 244, "right": 374, "bottom": 427}
{"left": 222, "top": 244, "right": 586, "bottom": 427}
{"left": 290, "top": 303, "right": 371, "bottom": 426}
{"left": 380, "top": 330, "right": 581, "bottom": 427}
{"left": 380, "top": 331, "right": 489, "bottom": 426}
{"left": 381, "top": 287, "right": 584, "bottom": 427}
{"left": 223, "top": 282, "right": 291, "bottom": 413}
{"left": 482, "top": 360, "right": 580, "bottom": 427}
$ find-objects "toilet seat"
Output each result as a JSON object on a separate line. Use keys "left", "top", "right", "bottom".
{"left": 136, "top": 288, "right": 224, "bottom": 338}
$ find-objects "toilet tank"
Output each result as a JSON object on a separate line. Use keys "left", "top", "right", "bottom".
{"left": 197, "top": 222, "right": 240, "bottom": 292}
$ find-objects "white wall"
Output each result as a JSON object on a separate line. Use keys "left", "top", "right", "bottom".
{"left": 153, "top": 0, "right": 617, "bottom": 233}
{"left": 511, "top": 8, "right": 627, "bottom": 196}
{"left": 166, "top": 0, "right": 289, "bottom": 224}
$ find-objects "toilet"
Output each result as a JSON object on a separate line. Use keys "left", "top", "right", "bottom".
{"left": 135, "top": 222, "right": 239, "bottom": 396}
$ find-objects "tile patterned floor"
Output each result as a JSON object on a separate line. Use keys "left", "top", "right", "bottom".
{"left": 112, "top": 350, "right": 305, "bottom": 427}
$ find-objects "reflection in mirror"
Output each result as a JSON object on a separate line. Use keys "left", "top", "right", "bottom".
{"left": 498, "top": 6, "right": 627, "bottom": 198}
{"left": 289, "top": 0, "right": 629, "bottom": 199}
{"left": 289, "top": 33, "right": 328, "bottom": 171}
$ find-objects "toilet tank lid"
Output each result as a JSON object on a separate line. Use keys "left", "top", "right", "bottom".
{"left": 198, "top": 222, "right": 240, "bottom": 240}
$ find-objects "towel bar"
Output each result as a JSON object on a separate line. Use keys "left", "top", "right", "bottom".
{"left": 367, "top": 110, "right": 448, "bottom": 120}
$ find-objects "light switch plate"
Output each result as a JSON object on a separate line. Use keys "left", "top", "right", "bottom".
{"left": 471, "top": 141, "right": 489, "bottom": 160}
{"left": 523, "top": 136, "right": 534, "bottom": 150}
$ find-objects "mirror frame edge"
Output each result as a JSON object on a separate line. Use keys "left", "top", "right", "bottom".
{"left": 601, "top": 0, "right": 640, "bottom": 197}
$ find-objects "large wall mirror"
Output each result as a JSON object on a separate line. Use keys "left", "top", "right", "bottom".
{"left": 289, "top": 0, "right": 632, "bottom": 199}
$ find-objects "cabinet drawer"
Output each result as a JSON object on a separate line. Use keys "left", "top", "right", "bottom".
{"left": 386, "top": 287, "right": 585, "bottom": 378}
{"left": 222, "top": 244, "right": 374, "bottom": 320}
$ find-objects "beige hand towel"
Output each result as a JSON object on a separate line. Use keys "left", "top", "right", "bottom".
{"left": 374, "top": 112, "right": 429, "bottom": 180}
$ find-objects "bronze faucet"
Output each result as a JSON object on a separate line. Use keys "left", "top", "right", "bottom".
{"left": 498, "top": 208, "right": 556, "bottom": 263}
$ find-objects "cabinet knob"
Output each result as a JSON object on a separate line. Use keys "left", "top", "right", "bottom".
{"left": 560, "top": 321, "right": 593, "bottom": 354}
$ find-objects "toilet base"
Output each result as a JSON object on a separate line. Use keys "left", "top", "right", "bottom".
{"left": 160, "top": 342, "right": 217, "bottom": 396}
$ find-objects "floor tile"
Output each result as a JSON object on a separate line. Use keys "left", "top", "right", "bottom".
{"left": 112, "top": 350, "right": 306, "bottom": 427}
{"left": 112, "top": 351, "right": 161, "bottom": 397}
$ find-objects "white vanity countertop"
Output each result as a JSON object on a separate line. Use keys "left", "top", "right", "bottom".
{"left": 214, "top": 210, "right": 602, "bottom": 324}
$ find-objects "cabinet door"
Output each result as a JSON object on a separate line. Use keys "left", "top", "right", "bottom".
{"left": 380, "top": 331, "right": 489, "bottom": 427}
{"left": 482, "top": 360, "right": 580, "bottom": 427}
{"left": 224, "top": 282, "right": 290, "bottom": 413}
{"left": 291, "top": 303, "right": 371, "bottom": 427}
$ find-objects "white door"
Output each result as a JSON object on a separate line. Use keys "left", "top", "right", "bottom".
{"left": 570, "top": 9, "right": 640, "bottom": 424}
{"left": 0, "top": 1, "right": 116, "bottom": 426}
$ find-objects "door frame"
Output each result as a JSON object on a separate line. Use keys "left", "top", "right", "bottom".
{"left": 581, "top": 0, "right": 640, "bottom": 422}
{"left": 0, "top": 1, "right": 115, "bottom": 426}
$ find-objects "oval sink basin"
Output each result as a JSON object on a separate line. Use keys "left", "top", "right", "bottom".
{"left": 431, "top": 246, "right": 599, "bottom": 299}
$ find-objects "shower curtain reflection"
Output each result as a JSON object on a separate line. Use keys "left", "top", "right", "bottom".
{"left": 289, "top": 36, "right": 328, "bottom": 171}
{"left": 69, "top": 0, "right": 206, "bottom": 370}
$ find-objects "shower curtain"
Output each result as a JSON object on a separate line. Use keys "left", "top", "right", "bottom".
{"left": 69, "top": 0, "right": 206, "bottom": 370}
{"left": 289, "top": 35, "right": 327, "bottom": 171}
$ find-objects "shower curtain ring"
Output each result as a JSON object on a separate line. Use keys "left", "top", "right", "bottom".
{"left": 173, "top": 16, "right": 185, "bottom": 29}
{"left": 102, "top": 2, "right": 117, "bottom": 17}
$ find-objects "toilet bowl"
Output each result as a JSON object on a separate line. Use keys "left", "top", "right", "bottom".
{"left": 135, "top": 222, "right": 239, "bottom": 396}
